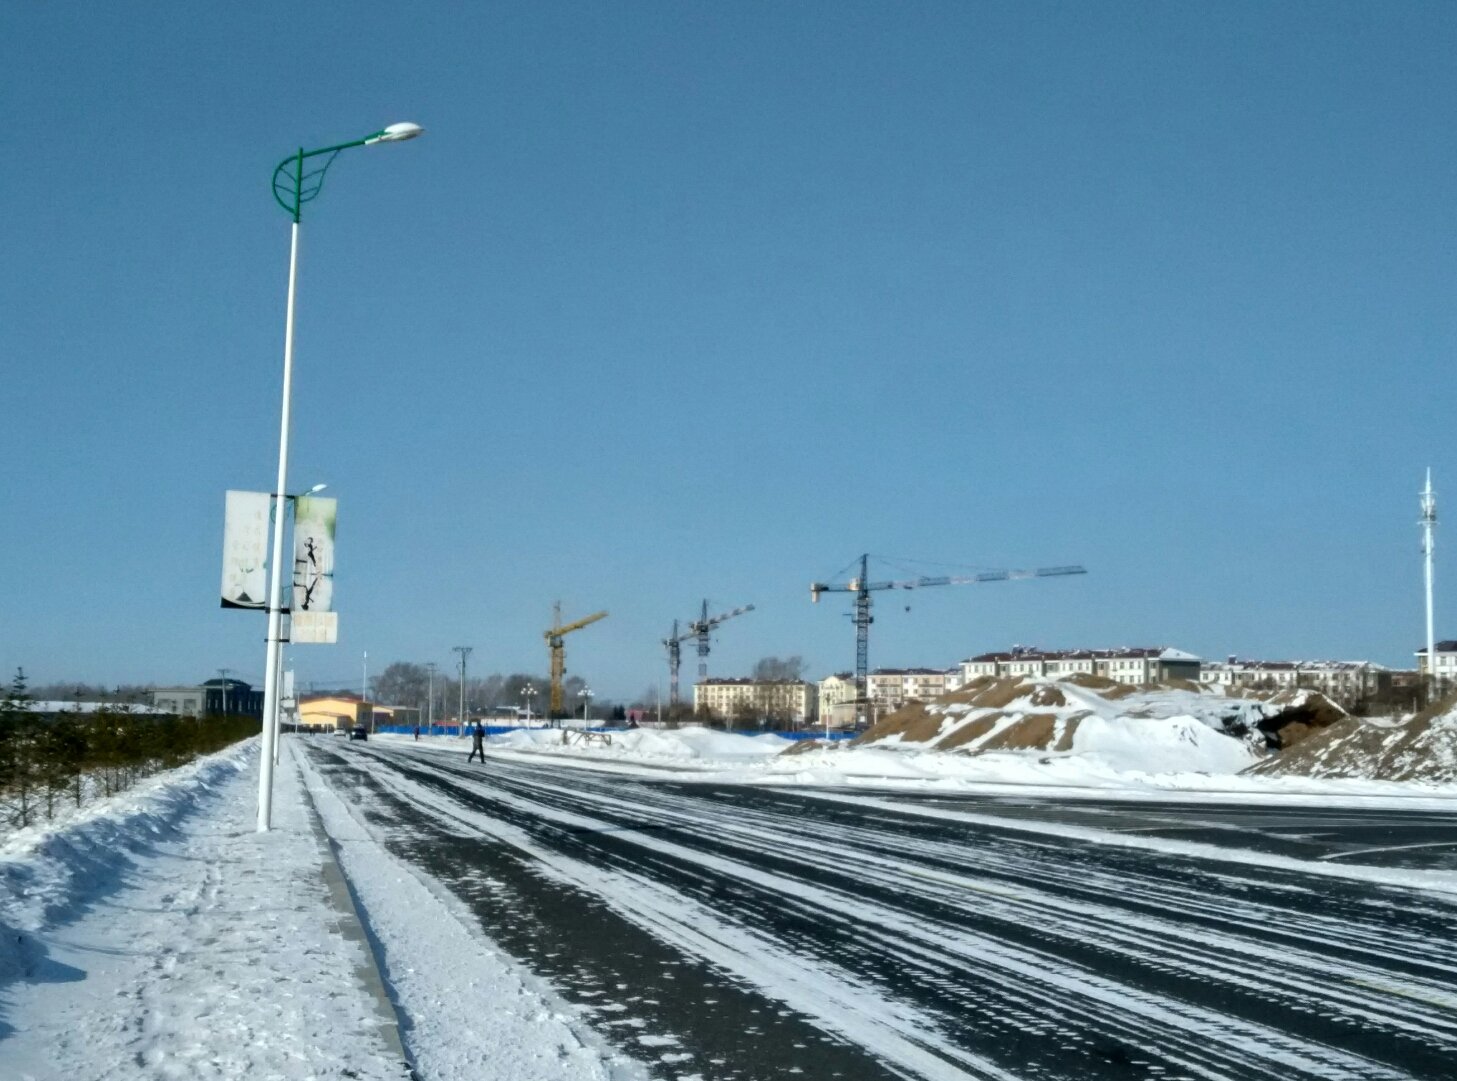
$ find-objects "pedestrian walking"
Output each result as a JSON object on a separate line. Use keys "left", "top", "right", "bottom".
{"left": 467, "top": 720, "right": 486, "bottom": 763}
{"left": 413, "top": 725, "right": 421, "bottom": 741}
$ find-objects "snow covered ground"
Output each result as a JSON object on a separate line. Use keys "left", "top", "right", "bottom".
{"left": 458, "top": 722, "right": 1457, "bottom": 807}
{"left": 3, "top": 722, "right": 1454, "bottom": 1081}
{"left": 0, "top": 739, "right": 644, "bottom": 1081}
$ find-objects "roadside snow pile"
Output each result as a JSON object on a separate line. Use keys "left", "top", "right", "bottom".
{"left": 852, "top": 676, "right": 1348, "bottom": 775}
{"left": 0, "top": 741, "right": 249, "bottom": 941}
{"left": 490, "top": 725, "right": 792, "bottom": 765}
{"left": 1246, "top": 696, "right": 1457, "bottom": 783}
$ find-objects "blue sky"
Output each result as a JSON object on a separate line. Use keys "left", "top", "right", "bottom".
{"left": 4, "top": 3, "right": 1456, "bottom": 700}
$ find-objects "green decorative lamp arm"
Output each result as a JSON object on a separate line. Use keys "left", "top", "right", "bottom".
{"left": 270, "top": 123, "right": 424, "bottom": 222}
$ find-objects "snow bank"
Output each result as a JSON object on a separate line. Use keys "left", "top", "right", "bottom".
{"left": 0, "top": 740, "right": 251, "bottom": 937}
{"left": 473, "top": 725, "right": 792, "bottom": 764}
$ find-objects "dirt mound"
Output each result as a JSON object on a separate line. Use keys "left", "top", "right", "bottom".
{"left": 1064, "top": 673, "right": 1121, "bottom": 692}
{"left": 851, "top": 701, "right": 943, "bottom": 746}
{"left": 1247, "top": 692, "right": 1457, "bottom": 782}
{"left": 778, "top": 739, "right": 831, "bottom": 757}
{"left": 963, "top": 677, "right": 1032, "bottom": 710}
{"left": 978, "top": 713, "right": 1063, "bottom": 752}
{"left": 938, "top": 712, "right": 1006, "bottom": 751}
{"left": 1027, "top": 685, "right": 1066, "bottom": 708}
{"left": 1255, "top": 691, "right": 1348, "bottom": 750}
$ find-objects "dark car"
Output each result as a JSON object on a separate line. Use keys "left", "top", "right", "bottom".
{"left": 349, "top": 725, "right": 368, "bottom": 741}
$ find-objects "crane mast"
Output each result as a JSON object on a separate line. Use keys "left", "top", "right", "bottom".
{"left": 663, "top": 601, "right": 754, "bottom": 707}
{"left": 544, "top": 601, "right": 608, "bottom": 719}
{"left": 810, "top": 554, "right": 1086, "bottom": 728}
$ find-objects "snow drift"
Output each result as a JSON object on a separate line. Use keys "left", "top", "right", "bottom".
{"left": 852, "top": 676, "right": 1349, "bottom": 775}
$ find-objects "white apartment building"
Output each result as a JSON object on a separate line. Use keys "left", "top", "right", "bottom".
{"left": 1416, "top": 641, "right": 1457, "bottom": 684}
{"left": 958, "top": 646, "right": 1202, "bottom": 686}
{"left": 866, "top": 668, "right": 951, "bottom": 710}
{"left": 693, "top": 679, "right": 817, "bottom": 726}
{"left": 817, "top": 673, "right": 857, "bottom": 713}
{"left": 815, "top": 668, "right": 954, "bottom": 717}
{"left": 1200, "top": 659, "right": 1392, "bottom": 703}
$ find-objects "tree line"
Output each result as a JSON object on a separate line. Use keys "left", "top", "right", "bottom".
{"left": 0, "top": 670, "right": 258, "bottom": 833}
{"left": 362, "top": 655, "right": 808, "bottom": 724}
{"left": 367, "top": 662, "right": 619, "bottom": 721}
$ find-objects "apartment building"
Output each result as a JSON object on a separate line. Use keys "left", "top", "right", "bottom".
{"left": 1201, "top": 658, "right": 1391, "bottom": 702}
{"left": 1416, "top": 641, "right": 1457, "bottom": 685}
{"left": 958, "top": 646, "right": 1202, "bottom": 686}
{"left": 866, "top": 668, "right": 951, "bottom": 710}
{"left": 693, "top": 679, "right": 817, "bottom": 726}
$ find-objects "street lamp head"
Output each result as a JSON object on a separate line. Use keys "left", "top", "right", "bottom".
{"left": 367, "top": 122, "right": 425, "bottom": 145}
{"left": 307, "top": 483, "right": 328, "bottom": 494}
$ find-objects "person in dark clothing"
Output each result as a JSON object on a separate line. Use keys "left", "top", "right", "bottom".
{"left": 467, "top": 721, "right": 486, "bottom": 763}
{"left": 413, "top": 725, "right": 421, "bottom": 741}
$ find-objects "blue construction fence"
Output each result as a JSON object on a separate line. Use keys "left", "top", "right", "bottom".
{"left": 375, "top": 724, "right": 855, "bottom": 741}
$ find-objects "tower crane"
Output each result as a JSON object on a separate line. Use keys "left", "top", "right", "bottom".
{"left": 544, "top": 602, "right": 607, "bottom": 718}
{"left": 662, "top": 601, "right": 755, "bottom": 707}
{"left": 810, "top": 554, "right": 1085, "bottom": 728}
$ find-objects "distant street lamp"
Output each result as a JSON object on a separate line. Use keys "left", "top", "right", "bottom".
{"left": 522, "top": 683, "right": 535, "bottom": 723}
{"left": 256, "top": 124, "right": 424, "bottom": 833}
{"left": 581, "top": 687, "right": 594, "bottom": 723}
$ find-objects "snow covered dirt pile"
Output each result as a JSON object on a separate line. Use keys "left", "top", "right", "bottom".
{"left": 489, "top": 724, "right": 792, "bottom": 766}
{"left": 1246, "top": 694, "right": 1457, "bottom": 783}
{"left": 852, "top": 676, "right": 1347, "bottom": 775}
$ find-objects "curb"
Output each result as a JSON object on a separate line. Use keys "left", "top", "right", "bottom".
{"left": 292, "top": 753, "right": 416, "bottom": 1080}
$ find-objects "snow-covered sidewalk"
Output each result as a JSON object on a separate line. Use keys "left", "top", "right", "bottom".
{"left": 0, "top": 739, "right": 639, "bottom": 1081}
{"left": 0, "top": 739, "right": 407, "bottom": 1081}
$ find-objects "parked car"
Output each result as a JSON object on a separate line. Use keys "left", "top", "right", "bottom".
{"left": 349, "top": 725, "right": 368, "bottom": 741}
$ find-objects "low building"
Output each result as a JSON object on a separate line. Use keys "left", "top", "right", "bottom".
{"left": 866, "top": 668, "right": 952, "bottom": 711}
{"left": 1201, "top": 658, "right": 1391, "bottom": 704}
{"left": 693, "top": 679, "right": 817, "bottom": 727}
{"left": 151, "top": 678, "right": 261, "bottom": 718}
{"left": 1415, "top": 641, "right": 1457, "bottom": 687}
{"left": 958, "top": 646, "right": 1202, "bottom": 686}
{"left": 298, "top": 694, "right": 374, "bottom": 732}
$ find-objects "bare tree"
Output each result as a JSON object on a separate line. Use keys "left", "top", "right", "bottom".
{"left": 752, "top": 656, "right": 806, "bottom": 682}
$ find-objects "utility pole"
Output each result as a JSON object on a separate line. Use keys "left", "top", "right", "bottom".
{"left": 1423, "top": 469, "right": 1438, "bottom": 701}
{"left": 426, "top": 662, "right": 437, "bottom": 731}
{"left": 453, "top": 646, "right": 472, "bottom": 731}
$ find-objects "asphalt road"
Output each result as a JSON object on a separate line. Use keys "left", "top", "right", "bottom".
{"left": 303, "top": 741, "right": 1457, "bottom": 1081}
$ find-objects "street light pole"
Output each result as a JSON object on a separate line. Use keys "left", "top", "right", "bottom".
{"left": 453, "top": 646, "right": 472, "bottom": 733}
{"left": 256, "top": 123, "right": 424, "bottom": 833}
{"left": 582, "top": 687, "right": 593, "bottom": 723}
{"left": 268, "top": 483, "right": 325, "bottom": 768}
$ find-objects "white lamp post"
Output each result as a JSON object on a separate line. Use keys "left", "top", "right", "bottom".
{"left": 269, "top": 483, "right": 327, "bottom": 766}
{"left": 256, "top": 124, "right": 424, "bottom": 833}
{"left": 582, "top": 687, "right": 594, "bottom": 723}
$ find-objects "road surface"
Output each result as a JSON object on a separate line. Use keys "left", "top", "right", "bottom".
{"left": 302, "top": 740, "right": 1457, "bottom": 1081}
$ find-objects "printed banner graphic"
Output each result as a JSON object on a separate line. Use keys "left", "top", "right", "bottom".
{"left": 220, "top": 490, "right": 270, "bottom": 609}
{"left": 292, "top": 495, "right": 337, "bottom": 612}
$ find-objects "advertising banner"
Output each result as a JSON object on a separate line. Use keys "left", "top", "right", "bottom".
{"left": 292, "top": 495, "right": 336, "bottom": 612}
{"left": 220, "top": 490, "right": 270, "bottom": 609}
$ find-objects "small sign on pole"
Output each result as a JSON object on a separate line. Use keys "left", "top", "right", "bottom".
{"left": 292, "top": 611, "right": 339, "bottom": 644}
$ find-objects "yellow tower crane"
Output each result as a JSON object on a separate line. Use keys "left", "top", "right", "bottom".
{"left": 544, "top": 602, "right": 608, "bottom": 718}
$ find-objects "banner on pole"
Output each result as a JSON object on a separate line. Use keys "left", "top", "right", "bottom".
{"left": 292, "top": 611, "right": 339, "bottom": 644}
{"left": 220, "top": 490, "right": 270, "bottom": 609}
{"left": 292, "top": 495, "right": 337, "bottom": 613}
